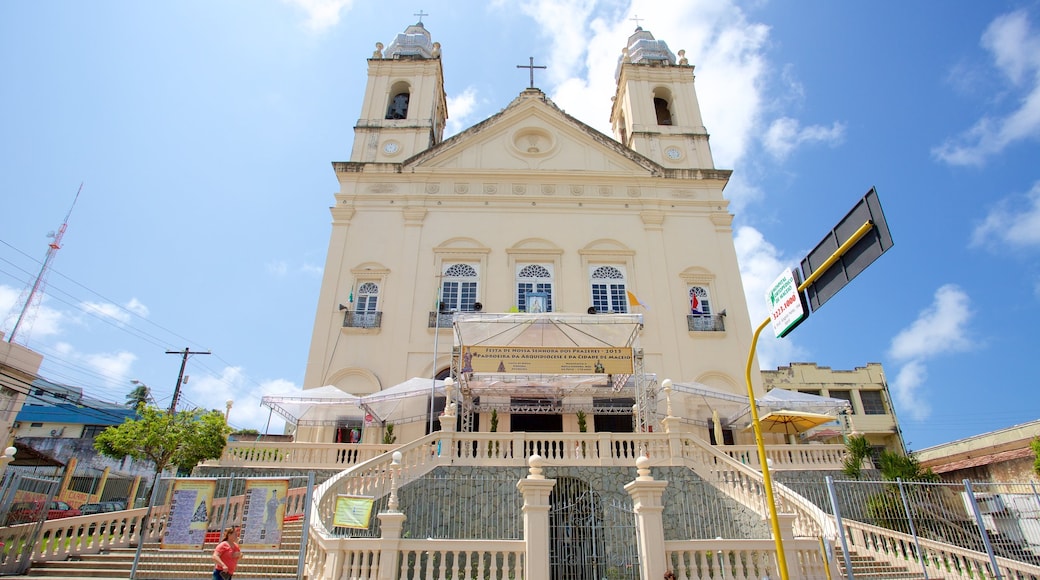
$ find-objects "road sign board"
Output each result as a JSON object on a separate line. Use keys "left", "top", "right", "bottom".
{"left": 800, "top": 187, "right": 893, "bottom": 311}
{"left": 767, "top": 268, "right": 809, "bottom": 338}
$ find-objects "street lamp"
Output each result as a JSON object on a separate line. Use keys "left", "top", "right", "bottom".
{"left": 225, "top": 400, "right": 234, "bottom": 423}
{"left": 0, "top": 446, "right": 17, "bottom": 477}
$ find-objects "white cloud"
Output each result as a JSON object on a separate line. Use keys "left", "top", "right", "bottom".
{"left": 267, "top": 260, "right": 289, "bottom": 277}
{"left": 281, "top": 0, "right": 354, "bottom": 32}
{"left": 733, "top": 226, "right": 808, "bottom": 368}
{"left": 972, "top": 180, "right": 1040, "bottom": 248}
{"left": 80, "top": 298, "right": 149, "bottom": 325}
{"left": 182, "top": 366, "right": 290, "bottom": 433}
{"left": 889, "top": 360, "right": 930, "bottom": 421}
{"left": 0, "top": 284, "right": 64, "bottom": 340}
{"left": 886, "top": 285, "right": 973, "bottom": 422}
{"left": 933, "top": 10, "right": 1040, "bottom": 166}
{"left": 125, "top": 298, "right": 149, "bottom": 318}
{"left": 83, "top": 350, "right": 137, "bottom": 386}
{"left": 446, "top": 87, "right": 480, "bottom": 137}
{"left": 888, "top": 285, "right": 973, "bottom": 361}
{"left": 761, "top": 117, "right": 845, "bottom": 160}
{"left": 81, "top": 301, "right": 131, "bottom": 324}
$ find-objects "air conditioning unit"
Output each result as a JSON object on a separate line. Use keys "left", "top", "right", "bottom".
{"left": 969, "top": 492, "right": 1005, "bottom": 514}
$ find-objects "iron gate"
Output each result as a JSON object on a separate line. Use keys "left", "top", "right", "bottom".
{"left": 550, "top": 476, "right": 638, "bottom": 580}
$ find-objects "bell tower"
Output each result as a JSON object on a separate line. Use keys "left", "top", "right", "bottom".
{"left": 610, "top": 27, "right": 716, "bottom": 169}
{"left": 350, "top": 21, "right": 448, "bottom": 162}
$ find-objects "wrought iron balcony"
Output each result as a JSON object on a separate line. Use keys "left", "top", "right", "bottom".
{"left": 428, "top": 311, "right": 455, "bottom": 328}
{"left": 343, "top": 310, "right": 382, "bottom": 328}
{"left": 687, "top": 314, "right": 725, "bottom": 332}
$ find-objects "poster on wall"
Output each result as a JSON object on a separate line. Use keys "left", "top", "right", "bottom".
{"left": 333, "top": 495, "right": 374, "bottom": 529}
{"left": 239, "top": 478, "right": 289, "bottom": 551}
{"left": 161, "top": 479, "right": 216, "bottom": 549}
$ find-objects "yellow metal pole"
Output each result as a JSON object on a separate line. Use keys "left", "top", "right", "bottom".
{"left": 745, "top": 220, "right": 875, "bottom": 580}
{"left": 744, "top": 316, "right": 789, "bottom": 578}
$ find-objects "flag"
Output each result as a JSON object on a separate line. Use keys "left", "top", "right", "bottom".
{"left": 627, "top": 290, "right": 648, "bottom": 310}
{"left": 690, "top": 293, "right": 701, "bottom": 314}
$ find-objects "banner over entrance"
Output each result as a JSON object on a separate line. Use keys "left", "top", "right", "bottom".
{"left": 462, "top": 346, "right": 634, "bottom": 374}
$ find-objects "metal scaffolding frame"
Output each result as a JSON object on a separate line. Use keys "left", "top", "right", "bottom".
{"left": 446, "top": 313, "right": 654, "bottom": 433}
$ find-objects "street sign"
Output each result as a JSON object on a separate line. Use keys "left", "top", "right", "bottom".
{"left": 800, "top": 187, "right": 893, "bottom": 311}
{"left": 766, "top": 268, "right": 809, "bottom": 338}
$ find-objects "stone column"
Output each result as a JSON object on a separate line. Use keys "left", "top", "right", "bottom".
{"left": 377, "top": 452, "right": 406, "bottom": 580}
{"left": 438, "top": 402, "right": 457, "bottom": 458}
{"left": 516, "top": 455, "right": 556, "bottom": 580}
{"left": 376, "top": 512, "right": 407, "bottom": 580}
{"left": 625, "top": 455, "right": 669, "bottom": 580}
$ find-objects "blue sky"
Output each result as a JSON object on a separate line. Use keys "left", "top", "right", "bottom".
{"left": 2, "top": 1, "right": 1038, "bottom": 451}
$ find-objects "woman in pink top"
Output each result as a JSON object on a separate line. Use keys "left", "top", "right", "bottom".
{"left": 211, "top": 527, "right": 242, "bottom": 579}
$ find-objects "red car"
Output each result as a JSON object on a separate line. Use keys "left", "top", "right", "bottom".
{"left": 4, "top": 500, "right": 81, "bottom": 525}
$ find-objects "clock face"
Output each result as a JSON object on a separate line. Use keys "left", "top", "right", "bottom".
{"left": 665, "top": 147, "right": 682, "bottom": 160}
{"left": 383, "top": 141, "right": 400, "bottom": 155}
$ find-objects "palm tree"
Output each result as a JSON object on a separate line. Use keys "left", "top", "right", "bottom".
{"left": 126, "top": 382, "right": 152, "bottom": 408}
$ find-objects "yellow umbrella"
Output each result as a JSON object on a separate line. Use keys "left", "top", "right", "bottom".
{"left": 752, "top": 409, "right": 836, "bottom": 435}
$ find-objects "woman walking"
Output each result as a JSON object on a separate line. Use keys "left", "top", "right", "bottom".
{"left": 212, "top": 526, "right": 242, "bottom": 580}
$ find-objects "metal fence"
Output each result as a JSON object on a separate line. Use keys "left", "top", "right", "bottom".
{"left": 330, "top": 471, "right": 525, "bottom": 540}
{"left": 825, "top": 477, "right": 1040, "bottom": 579}
{"left": 0, "top": 471, "right": 62, "bottom": 574}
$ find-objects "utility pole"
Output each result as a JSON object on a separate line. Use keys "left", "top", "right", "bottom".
{"left": 166, "top": 348, "right": 210, "bottom": 414}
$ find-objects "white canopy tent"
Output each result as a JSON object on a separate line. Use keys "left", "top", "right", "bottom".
{"left": 261, "top": 378, "right": 449, "bottom": 427}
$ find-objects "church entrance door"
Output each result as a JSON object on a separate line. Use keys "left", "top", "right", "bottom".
{"left": 510, "top": 413, "right": 563, "bottom": 432}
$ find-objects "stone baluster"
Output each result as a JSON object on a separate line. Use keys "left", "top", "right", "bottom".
{"left": 516, "top": 454, "right": 555, "bottom": 580}
{"left": 625, "top": 455, "right": 669, "bottom": 580}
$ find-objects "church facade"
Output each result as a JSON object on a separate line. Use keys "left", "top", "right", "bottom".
{"left": 301, "top": 21, "right": 765, "bottom": 445}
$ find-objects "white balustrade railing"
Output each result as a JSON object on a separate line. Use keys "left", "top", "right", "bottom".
{"left": 665, "top": 537, "right": 834, "bottom": 580}
{"left": 841, "top": 518, "right": 1040, "bottom": 580}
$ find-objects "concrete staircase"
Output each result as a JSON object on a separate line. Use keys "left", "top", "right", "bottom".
{"left": 24, "top": 519, "right": 303, "bottom": 579}
{"left": 835, "top": 546, "right": 929, "bottom": 580}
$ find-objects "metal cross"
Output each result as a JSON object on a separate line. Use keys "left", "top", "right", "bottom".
{"left": 516, "top": 57, "right": 546, "bottom": 89}
{"left": 414, "top": 10, "right": 428, "bottom": 23}
{"left": 630, "top": 14, "right": 644, "bottom": 28}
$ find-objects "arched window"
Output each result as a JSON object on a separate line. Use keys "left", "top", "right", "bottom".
{"left": 386, "top": 92, "right": 409, "bottom": 119}
{"left": 517, "top": 264, "right": 553, "bottom": 312}
{"left": 688, "top": 286, "right": 712, "bottom": 315}
{"left": 356, "top": 282, "right": 379, "bottom": 312}
{"left": 441, "top": 263, "right": 479, "bottom": 312}
{"left": 590, "top": 266, "right": 627, "bottom": 314}
{"left": 654, "top": 97, "right": 672, "bottom": 125}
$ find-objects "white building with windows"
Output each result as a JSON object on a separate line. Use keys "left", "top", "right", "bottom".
{"left": 299, "top": 21, "right": 763, "bottom": 445}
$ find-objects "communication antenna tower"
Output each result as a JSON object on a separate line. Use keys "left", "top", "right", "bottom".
{"left": 6, "top": 183, "right": 83, "bottom": 344}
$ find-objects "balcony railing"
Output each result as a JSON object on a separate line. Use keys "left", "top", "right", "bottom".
{"left": 687, "top": 313, "right": 725, "bottom": 332}
{"left": 428, "top": 311, "right": 455, "bottom": 328}
{"left": 343, "top": 310, "right": 382, "bottom": 328}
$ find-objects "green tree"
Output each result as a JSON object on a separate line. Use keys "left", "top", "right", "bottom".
{"left": 1031, "top": 437, "right": 1040, "bottom": 476}
{"left": 842, "top": 434, "right": 872, "bottom": 479}
{"left": 382, "top": 423, "right": 396, "bottom": 445}
{"left": 125, "top": 384, "right": 152, "bottom": 408}
{"left": 94, "top": 405, "right": 232, "bottom": 494}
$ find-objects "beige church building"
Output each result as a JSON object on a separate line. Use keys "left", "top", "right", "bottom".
{"left": 298, "top": 20, "right": 770, "bottom": 446}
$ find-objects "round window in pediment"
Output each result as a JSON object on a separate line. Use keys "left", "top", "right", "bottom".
{"left": 512, "top": 127, "right": 556, "bottom": 156}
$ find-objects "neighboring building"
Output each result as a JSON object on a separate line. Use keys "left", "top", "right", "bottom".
{"left": 301, "top": 21, "right": 770, "bottom": 446}
{"left": 0, "top": 332, "right": 40, "bottom": 449}
{"left": 761, "top": 362, "right": 905, "bottom": 454}
{"left": 12, "top": 378, "right": 153, "bottom": 485}
{"left": 917, "top": 419, "right": 1040, "bottom": 484}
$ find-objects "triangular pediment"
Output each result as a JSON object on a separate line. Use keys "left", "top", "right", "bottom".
{"left": 404, "top": 89, "right": 662, "bottom": 176}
